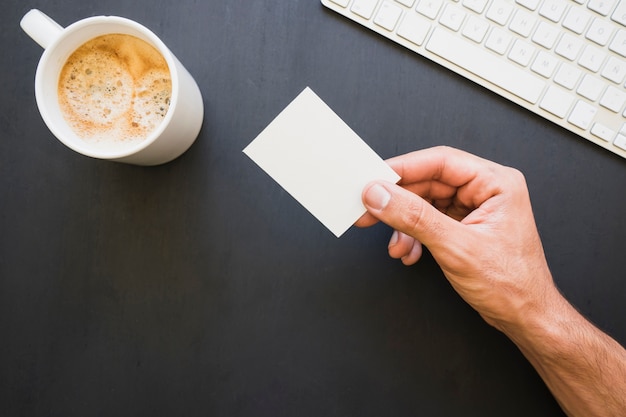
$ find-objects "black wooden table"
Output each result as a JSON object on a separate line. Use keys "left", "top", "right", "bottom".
{"left": 2, "top": 1, "right": 625, "bottom": 416}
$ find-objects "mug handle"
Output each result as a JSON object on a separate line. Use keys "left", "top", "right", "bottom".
{"left": 20, "top": 9, "right": 64, "bottom": 49}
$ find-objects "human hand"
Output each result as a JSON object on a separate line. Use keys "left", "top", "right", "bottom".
{"left": 356, "top": 146, "right": 558, "bottom": 331}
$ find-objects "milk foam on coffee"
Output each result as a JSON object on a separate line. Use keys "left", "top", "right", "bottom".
{"left": 58, "top": 33, "right": 171, "bottom": 148}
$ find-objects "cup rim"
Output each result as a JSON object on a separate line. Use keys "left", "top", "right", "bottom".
{"left": 35, "top": 15, "right": 179, "bottom": 160}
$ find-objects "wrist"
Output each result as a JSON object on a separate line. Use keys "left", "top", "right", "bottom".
{"left": 497, "top": 284, "right": 582, "bottom": 362}
{"left": 494, "top": 282, "right": 626, "bottom": 417}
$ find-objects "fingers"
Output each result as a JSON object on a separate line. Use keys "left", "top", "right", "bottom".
{"left": 362, "top": 181, "right": 464, "bottom": 253}
{"left": 354, "top": 211, "right": 379, "bottom": 228}
{"left": 386, "top": 146, "right": 487, "bottom": 187}
{"left": 357, "top": 147, "right": 513, "bottom": 266}
{"left": 386, "top": 146, "right": 506, "bottom": 211}
{"left": 388, "top": 230, "right": 423, "bottom": 265}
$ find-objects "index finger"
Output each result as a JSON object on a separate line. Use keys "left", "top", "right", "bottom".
{"left": 387, "top": 146, "right": 508, "bottom": 210}
{"left": 386, "top": 146, "right": 492, "bottom": 186}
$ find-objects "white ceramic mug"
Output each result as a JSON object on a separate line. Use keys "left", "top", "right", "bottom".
{"left": 20, "top": 9, "right": 204, "bottom": 165}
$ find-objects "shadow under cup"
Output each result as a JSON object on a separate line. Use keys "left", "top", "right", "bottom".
{"left": 35, "top": 16, "right": 203, "bottom": 165}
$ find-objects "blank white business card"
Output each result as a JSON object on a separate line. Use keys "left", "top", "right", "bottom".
{"left": 243, "top": 87, "right": 400, "bottom": 237}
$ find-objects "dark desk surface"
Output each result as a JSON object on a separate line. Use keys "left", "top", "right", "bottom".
{"left": 2, "top": 1, "right": 625, "bottom": 416}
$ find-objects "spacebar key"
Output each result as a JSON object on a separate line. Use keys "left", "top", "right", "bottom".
{"left": 425, "top": 28, "right": 545, "bottom": 104}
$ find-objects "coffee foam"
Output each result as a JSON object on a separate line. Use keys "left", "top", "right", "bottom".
{"left": 58, "top": 34, "right": 171, "bottom": 148}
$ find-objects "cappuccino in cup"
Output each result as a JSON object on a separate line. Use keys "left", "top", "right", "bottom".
{"left": 21, "top": 10, "right": 204, "bottom": 165}
{"left": 58, "top": 34, "right": 172, "bottom": 148}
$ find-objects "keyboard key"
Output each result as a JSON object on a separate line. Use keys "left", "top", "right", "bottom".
{"left": 591, "top": 122, "right": 615, "bottom": 141}
{"left": 417, "top": 0, "right": 444, "bottom": 19}
{"left": 568, "top": 100, "right": 598, "bottom": 129}
{"left": 539, "top": 0, "right": 568, "bottom": 22}
{"left": 577, "top": 74, "right": 606, "bottom": 101}
{"left": 487, "top": 0, "right": 515, "bottom": 25}
{"left": 588, "top": 0, "right": 617, "bottom": 16}
{"left": 532, "top": 21, "right": 560, "bottom": 49}
{"left": 540, "top": 85, "right": 575, "bottom": 118}
{"left": 508, "top": 39, "right": 536, "bottom": 66}
{"left": 463, "top": 15, "right": 490, "bottom": 42}
{"left": 375, "top": 1, "right": 403, "bottom": 31}
{"left": 397, "top": 11, "right": 432, "bottom": 45}
{"left": 609, "top": 29, "right": 626, "bottom": 55}
{"left": 556, "top": 33, "right": 584, "bottom": 60}
{"left": 510, "top": 9, "right": 537, "bottom": 37}
{"left": 329, "top": 0, "right": 351, "bottom": 6}
{"left": 395, "top": 0, "right": 416, "bottom": 6}
{"left": 516, "top": 0, "right": 540, "bottom": 11}
{"left": 532, "top": 50, "right": 559, "bottom": 77}
{"left": 614, "top": 134, "right": 626, "bottom": 150}
{"left": 352, "top": 0, "right": 379, "bottom": 19}
{"left": 555, "top": 62, "right": 583, "bottom": 89}
{"left": 601, "top": 56, "right": 626, "bottom": 83}
{"left": 463, "top": 0, "right": 489, "bottom": 14}
{"left": 426, "top": 28, "right": 546, "bottom": 103}
{"left": 563, "top": 7, "right": 592, "bottom": 34}
{"left": 486, "top": 27, "right": 513, "bottom": 54}
{"left": 578, "top": 44, "right": 607, "bottom": 71}
{"left": 586, "top": 18, "right": 615, "bottom": 45}
{"left": 439, "top": 4, "right": 466, "bottom": 31}
{"left": 599, "top": 85, "right": 626, "bottom": 111}
{"left": 611, "top": 0, "right": 626, "bottom": 26}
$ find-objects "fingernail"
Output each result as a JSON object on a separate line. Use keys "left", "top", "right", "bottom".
{"left": 389, "top": 230, "right": 399, "bottom": 247}
{"left": 364, "top": 184, "right": 391, "bottom": 211}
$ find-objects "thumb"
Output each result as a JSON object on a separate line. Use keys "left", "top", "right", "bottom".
{"left": 362, "top": 181, "right": 462, "bottom": 252}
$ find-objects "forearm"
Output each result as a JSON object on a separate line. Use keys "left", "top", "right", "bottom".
{"left": 502, "top": 288, "right": 626, "bottom": 417}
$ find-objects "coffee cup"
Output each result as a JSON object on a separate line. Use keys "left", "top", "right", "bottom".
{"left": 20, "top": 9, "right": 204, "bottom": 165}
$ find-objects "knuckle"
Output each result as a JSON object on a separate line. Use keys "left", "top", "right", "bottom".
{"left": 399, "top": 196, "right": 427, "bottom": 236}
{"left": 398, "top": 196, "right": 448, "bottom": 245}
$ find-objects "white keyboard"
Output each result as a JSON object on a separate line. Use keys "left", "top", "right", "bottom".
{"left": 322, "top": 0, "right": 626, "bottom": 159}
